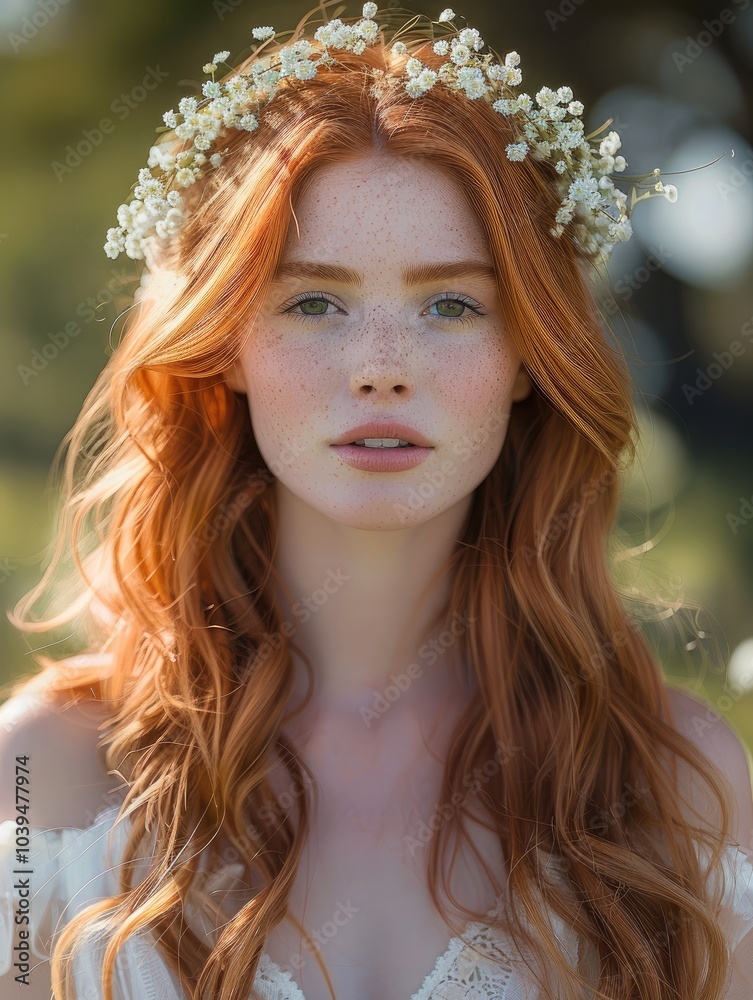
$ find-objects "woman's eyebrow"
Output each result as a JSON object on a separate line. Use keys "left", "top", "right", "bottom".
{"left": 271, "top": 259, "right": 497, "bottom": 286}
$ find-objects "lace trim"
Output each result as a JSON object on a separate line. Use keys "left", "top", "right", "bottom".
{"left": 257, "top": 951, "right": 308, "bottom": 1000}
{"left": 257, "top": 896, "right": 514, "bottom": 1000}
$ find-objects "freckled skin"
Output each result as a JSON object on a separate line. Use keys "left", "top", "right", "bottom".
{"left": 225, "top": 152, "right": 531, "bottom": 729}
{"left": 223, "top": 154, "right": 531, "bottom": 998}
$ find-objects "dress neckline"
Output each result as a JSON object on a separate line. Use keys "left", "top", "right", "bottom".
{"left": 256, "top": 892, "right": 508, "bottom": 1000}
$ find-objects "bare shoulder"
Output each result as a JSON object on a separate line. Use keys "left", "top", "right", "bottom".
{"left": 664, "top": 683, "right": 753, "bottom": 860}
{"left": 0, "top": 691, "right": 124, "bottom": 829}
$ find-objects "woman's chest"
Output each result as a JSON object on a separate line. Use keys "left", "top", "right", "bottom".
{"left": 258, "top": 803, "right": 509, "bottom": 1000}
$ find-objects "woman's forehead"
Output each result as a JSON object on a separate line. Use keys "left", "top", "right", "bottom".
{"left": 283, "top": 157, "right": 492, "bottom": 256}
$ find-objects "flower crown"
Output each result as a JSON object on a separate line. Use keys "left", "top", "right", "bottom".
{"left": 104, "top": 3, "right": 679, "bottom": 271}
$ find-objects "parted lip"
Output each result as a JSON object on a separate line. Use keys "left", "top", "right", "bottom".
{"left": 331, "top": 422, "right": 434, "bottom": 447}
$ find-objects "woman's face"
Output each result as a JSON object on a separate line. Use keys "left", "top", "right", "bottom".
{"left": 225, "top": 154, "right": 532, "bottom": 530}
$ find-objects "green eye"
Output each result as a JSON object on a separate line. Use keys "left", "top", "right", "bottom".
{"left": 427, "top": 294, "right": 485, "bottom": 323}
{"left": 282, "top": 292, "right": 486, "bottom": 325}
{"left": 298, "top": 298, "right": 329, "bottom": 315}
{"left": 283, "top": 292, "right": 340, "bottom": 321}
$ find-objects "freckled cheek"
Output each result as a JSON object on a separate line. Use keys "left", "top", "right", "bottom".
{"left": 244, "top": 347, "right": 330, "bottom": 443}
{"left": 439, "top": 343, "right": 520, "bottom": 432}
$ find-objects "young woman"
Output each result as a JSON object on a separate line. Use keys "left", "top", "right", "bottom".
{"left": 1, "top": 4, "right": 752, "bottom": 999}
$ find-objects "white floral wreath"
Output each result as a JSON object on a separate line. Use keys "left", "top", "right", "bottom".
{"left": 104, "top": 3, "right": 680, "bottom": 271}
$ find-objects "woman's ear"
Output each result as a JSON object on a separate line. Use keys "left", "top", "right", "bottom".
{"left": 512, "top": 364, "right": 533, "bottom": 402}
{"left": 224, "top": 361, "right": 247, "bottom": 394}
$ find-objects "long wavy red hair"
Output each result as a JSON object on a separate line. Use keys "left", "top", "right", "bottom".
{"left": 3, "top": 7, "right": 744, "bottom": 999}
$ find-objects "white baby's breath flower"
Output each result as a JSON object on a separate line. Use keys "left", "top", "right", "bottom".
{"left": 155, "top": 207, "right": 184, "bottom": 239}
{"left": 405, "top": 77, "right": 429, "bottom": 97}
{"left": 450, "top": 42, "right": 471, "bottom": 65}
{"left": 294, "top": 59, "right": 318, "bottom": 79}
{"left": 609, "top": 217, "right": 632, "bottom": 241}
{"left": 599, "top": 130, "right": 621, "bottom": 156}
{"left": 506, "top": 140, "right": 529, "bottom": 161}
{"left": 357, "top": 18, "right": 379, "bottom": 41}
{"left": 458, "top": 27, "right": 483, "bottom": 51}
{"left": 175, "top": 167, "right": 196, "bottom": 188}
{"left": 456, "top": 66, "right": 488, "bottom": 98}
{"left": 492, "top": 97, "right": 517, "bottom": 115}
{"left": 555, "top": 201, "right": 575, "bottom": 224}
{"left": 178, "top": 96, "right": 198, "bottom": 116}
{"left": 104, "top": 5, "right": 677, "bottom": 267}
{"left": 568, "top": 175, "right": 600, "bottom": 208}
{"left": 535, "top": 86, "right": 557, "bottom": 108}
{"left": 417, "top": 68, "right": 439, "bottom": 90}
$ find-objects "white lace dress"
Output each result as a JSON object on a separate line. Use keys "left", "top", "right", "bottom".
{"left": 2, "top": 804, "right": 753, "bottom": 999}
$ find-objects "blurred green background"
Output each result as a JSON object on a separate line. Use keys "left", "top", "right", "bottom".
{"left": 1, "top": 0, "right": 752, "bottom": 743}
